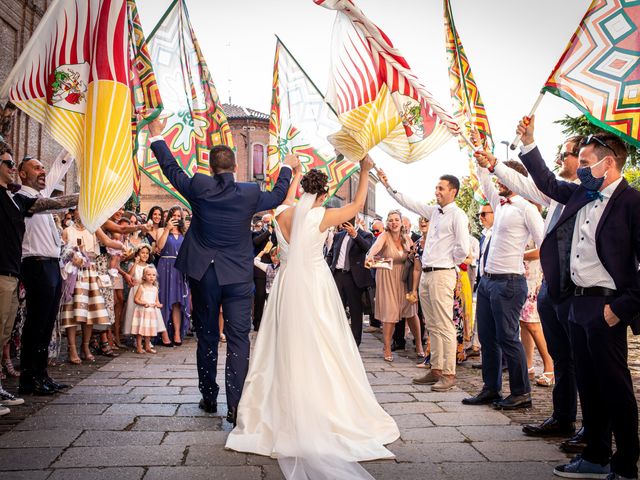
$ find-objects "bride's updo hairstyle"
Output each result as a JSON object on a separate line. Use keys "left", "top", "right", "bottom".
{"left": 300, "top": 169, "right": 329, "bottom": 195}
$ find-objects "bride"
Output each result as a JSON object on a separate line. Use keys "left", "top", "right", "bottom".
{"left": 225, "top": 155, "right": 399, "bottom": 479}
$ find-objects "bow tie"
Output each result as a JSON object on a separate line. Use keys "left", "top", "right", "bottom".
{"left": 586, "top": 190, "right": 604, "bottom": 202}
{"left": 438, "top": 208, "right": 444, "bottom": 214}
{"left": 500, "top": 197, "right": 512, "bottom": 206}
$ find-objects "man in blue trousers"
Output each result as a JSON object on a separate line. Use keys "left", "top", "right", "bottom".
{"left": 148, "top": 118, "right": 298, "bottom": 425}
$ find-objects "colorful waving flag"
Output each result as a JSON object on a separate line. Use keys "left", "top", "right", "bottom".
{"left": 315, "top": 0, "right": 460, "bottom": 163}
{"left": 0, "top": 0, "right": 134, "bottom": 231}
{"left": 543, "top": 0, "right": 640, "bottom": 148}
{"left": 267, "top": 39, "right": 359, "bottom": 199}
{"left": 444, "top": 0, "right": 490, "bottom": 203}
{"left": 136, "top": 0, "right": 234, "bottom": 207}
{"left": 127, "top": 0, "right": 163, "bottom": 200}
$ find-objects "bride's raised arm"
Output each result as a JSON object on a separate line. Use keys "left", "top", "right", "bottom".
{"left": 281, "top": 160, "right": 303, "bottom": 207}
{"left": 319, "top": 155, "right": 374, "bottom": 232}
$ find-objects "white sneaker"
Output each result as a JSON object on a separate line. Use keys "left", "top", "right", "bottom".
{"left": 0, "top": 406, "right": 9, "bottom": 416}
{"left": 0, "top": 388, "right": 24, "bottom": 406}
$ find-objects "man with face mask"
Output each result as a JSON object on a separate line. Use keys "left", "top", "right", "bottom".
{"left": 516, "top": 116, "right": 640, "bottom": 480}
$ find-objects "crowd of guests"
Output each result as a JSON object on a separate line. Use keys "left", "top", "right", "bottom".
{"left": 0, "top": 139, "right": 198, "bottom": 415}
{"left": 1, "top": 114, "right": 639, "bottom": 479}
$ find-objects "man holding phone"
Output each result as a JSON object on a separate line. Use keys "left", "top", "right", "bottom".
{"left": 326, "top": 217, "right": 374, "bottom": 346}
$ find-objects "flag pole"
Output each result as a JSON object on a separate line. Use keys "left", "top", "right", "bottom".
{"left": 509, "top": 91, "right": 545, "bottom": 150}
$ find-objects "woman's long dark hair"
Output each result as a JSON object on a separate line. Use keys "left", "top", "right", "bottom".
{"left": 166, "top": 205, "right": 186, "bottom": 235}
{"left": 147, "top": 206, "right": 165, "bottom": 228}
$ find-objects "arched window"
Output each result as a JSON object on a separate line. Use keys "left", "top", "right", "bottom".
{"left": 252, "top": 143, "right": 265, "bottom": 179}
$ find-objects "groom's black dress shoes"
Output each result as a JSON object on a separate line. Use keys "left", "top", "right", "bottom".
{"left": 198, "top": 398, "right": 217, "bottom": 413}
{"left": 226, "top": 406, "right": 237, "bottom": 426}
{"left": 461, "top": 388, "right": 502, "bottom": 405}
{"left": 522, "top": 416, "right": 575, "bottom": 437}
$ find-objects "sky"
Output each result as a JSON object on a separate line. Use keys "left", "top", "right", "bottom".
{"left": 137, "top": 0, "right": 590, "bottom": 223}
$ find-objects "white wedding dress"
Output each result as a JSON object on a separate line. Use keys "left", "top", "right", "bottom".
{"left": 225, "top": 193, "right": 399, "bottom": 479}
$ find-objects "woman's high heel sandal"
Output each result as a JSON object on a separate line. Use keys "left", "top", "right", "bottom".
{"left": 3, "top": 358, "right": 20, "bottom": 377}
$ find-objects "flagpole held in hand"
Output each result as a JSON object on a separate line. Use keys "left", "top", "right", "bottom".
{"left": 510, "top": 92, "right": 545, "bottom": 150}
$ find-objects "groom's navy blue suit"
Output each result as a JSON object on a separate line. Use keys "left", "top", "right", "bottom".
{"left": 151, "top": 139, "right": 292, "bottom": 411}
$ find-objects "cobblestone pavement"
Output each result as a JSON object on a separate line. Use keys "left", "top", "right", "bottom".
{"left": 0, "top": 331, "right": 589, "bottom": 480}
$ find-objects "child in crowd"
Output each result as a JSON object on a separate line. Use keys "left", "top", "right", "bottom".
{"left": 254, "top": 245, "right": 281, "bottom": 300}
{"left": 122, "top": 245, "right": 151, "bottom": 337}
{"left": 131, "top": 266, "right": 166, "bottom": 354}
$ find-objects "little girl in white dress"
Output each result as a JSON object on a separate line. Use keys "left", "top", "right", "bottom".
{"left": 122, "top": 245, "right": 152, "bottom": 337}
{"left": 132, "top": 266, "right": 165, "bottom": 354}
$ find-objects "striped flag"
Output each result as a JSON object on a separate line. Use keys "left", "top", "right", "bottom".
{"left": 267, "top": 39, "right": 359, "bottom": 199}
{"left": 127, "top": 0, "right": 163, "bottom": 200}
{"left": 316, "top": 0, "right": 460, "bottom": 163}
{"left": 444, "top": 0, "right": 490, "bottom": 203}
{"left": 135, "top": 0, "right": 233, "bottom": 207}
{"left": 1, "top": 0, "right": 134, "bottom": 232}
{"left": 543, "top": 0, "right": 640, "bottom": 148}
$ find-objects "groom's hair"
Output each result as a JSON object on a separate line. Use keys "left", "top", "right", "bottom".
{"left": 210, "top": 145, "right": 236, "bottom": 174}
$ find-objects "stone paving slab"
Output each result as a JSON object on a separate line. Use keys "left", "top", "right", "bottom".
{"left": 144, "top": 466, "right": 262, "bottom": 480}
{"left": 400, "top": 426, "right": 465, "bottom": 443}
{"left": 72, "top": 431, "right": 165, "bottom": 447}
{"left": 0, "top": 429, "right": 82, "bottom": 448}
{"left": 0, "top": 447, "right": 63, "bottom": 470}
{"left": 441, "top": 461, "right": 558, "bottom": 480}
{"left": 472, "top": 440, "right": 569, "bottom": 462}
{"left": 49, "top": 394, "right": 145, "bottom": 404}
{"left": 51, "top": 445, "right": 186, "bottom": 468}
{"left": 34, "top": 404, "right": 110, "bottom": 416}
{"left": 0, "top": 470, "right": 52, "bottom": 480}
{"left": 47, "top": 467, "right": 144, "bottom": 480}
{"left": 13, "top": 414, "right": 136, "bottom": 431}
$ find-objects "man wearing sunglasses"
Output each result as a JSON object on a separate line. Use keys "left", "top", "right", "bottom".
{"left": 0, "top": 143, "right": 78, "bottom": 410}
{"left": 475, "top": 134, "right": 586, "bottom": 451}
{"left": 515, "top": 116, "right": 640, "bottom": 480}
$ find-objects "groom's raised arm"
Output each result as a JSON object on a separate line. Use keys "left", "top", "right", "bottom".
{"left": 148, "top": 118, "right": 193, "bottom": 201}
{"left": 255, "top": 155, "right": 300, "bottom": 212}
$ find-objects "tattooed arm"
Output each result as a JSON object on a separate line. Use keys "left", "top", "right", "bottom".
{"left": 28, "top": 194, "right": 79, "bottom": 214}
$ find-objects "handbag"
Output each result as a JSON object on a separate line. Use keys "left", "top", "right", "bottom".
{"left": 402, "top": 254, "right": 415, "bottom": 291}
{"left": 97, "top": 274, "right": 113, "bottom": 288}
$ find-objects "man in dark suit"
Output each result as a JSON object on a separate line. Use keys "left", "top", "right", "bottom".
{"left": 251, "top": 215, "right": 276, "bottom": 331}
{"left": 514, "top": 117, "right": 640, "bottom": 480}
{"left": 148, "top": 118, "right": 297, "bottom": 424}
{"left": 326, "top": 217, "right": 374, "bottom": 346}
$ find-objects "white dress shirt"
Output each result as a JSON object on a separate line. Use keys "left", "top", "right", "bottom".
{"left": 479, "top": 228, "right": 493, "bottom": 277}
{"left": 387, "top": 188, "right": 469, "bottom": 268}
{"left": 478, "top": 166, "right": 544, "bottom": 275}
{"left": 504, "top": 143, "right": 581, "bottom": 235}
{"left": 336, "top": 229, "right": 356, "bottom": 270}
{"left": 20, "top": 185, "right": 62, "bottom": 259}
{"left": 570, "top": 178, "right": 622, "bottom": 289}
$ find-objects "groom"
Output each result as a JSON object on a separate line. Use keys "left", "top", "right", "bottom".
{"left": 148, "top": 118, "right": 298, "bottom": 424}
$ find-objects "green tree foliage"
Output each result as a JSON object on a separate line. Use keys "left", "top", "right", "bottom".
{"left": 554, "top": 114, "right": 639, "bottom": 166}
{"left": 455, "top": 175, "right": 482, "bottom": 238}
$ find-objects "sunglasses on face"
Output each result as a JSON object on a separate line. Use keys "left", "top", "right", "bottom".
{"left": 477, "top": 211, "right": 492, "bottom": 218}
{"left": 583, "top": 134, "right": 616, "bottom": 156}
{"left": 556, "top": 151, "right": 577, "bottom": 162}
{"left": 1, "top": 159, "right": 16, "bottom": 169}
{"left": 372, "top": 229, "right": 381, "bottom": 234}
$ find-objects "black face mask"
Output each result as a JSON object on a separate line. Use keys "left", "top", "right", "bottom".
{"left": 576, "top": 158, "right": 606, "bottom": 191}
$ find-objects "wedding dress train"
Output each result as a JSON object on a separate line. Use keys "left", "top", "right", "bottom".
{"left": 225, "top": 193, "right": 399, "bottom": 479}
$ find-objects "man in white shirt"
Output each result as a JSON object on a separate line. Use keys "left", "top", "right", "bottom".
{"left": 378, "top": 170, "right": 469, "bottom": 392}
{"left": 17, "top": 157, "right": 70, "bottom": 396}
{"left": 481, "top": 136, "right": 585, "bottom": 446}
{"left": 462, "top": 159, "right": 544, "bottom": 410}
